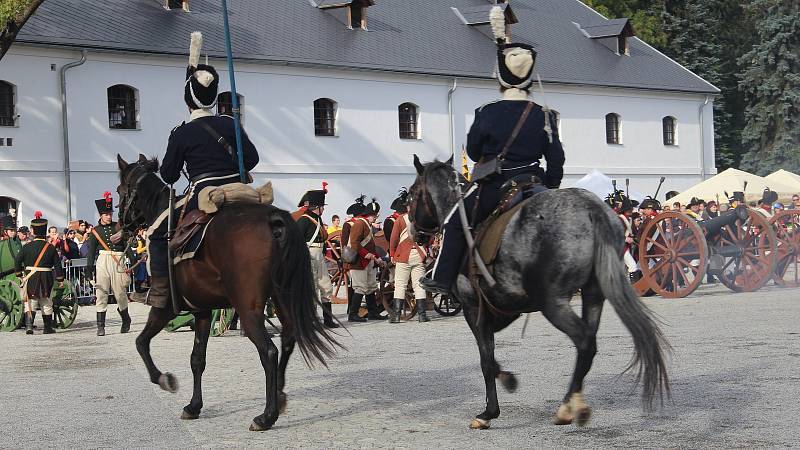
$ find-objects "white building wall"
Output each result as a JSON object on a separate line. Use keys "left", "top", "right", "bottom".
{"left": 0, "top": 45, "right": 716, "bottom": 228}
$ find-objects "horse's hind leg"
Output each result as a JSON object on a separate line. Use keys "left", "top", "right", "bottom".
{"left": 135, "top": 306, "right": 178, "bottom": 392}
{"left": 182, "top": 310, "right": 212, "bottom": 420}
{"left": 542, "top": 289, "right": 603, "bottom": 426}
{"left": 277, "top": 334, "right": 295, "bottom": 414}
{"left": 240, "top": 308, "right": 280, "bottom": 431}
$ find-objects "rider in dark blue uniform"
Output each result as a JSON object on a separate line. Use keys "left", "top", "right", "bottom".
{"left": 420, "top": 17, "right": 565, "bottom": 295}
{"left": 147, "top": 32, "right": 259, "bottom": 309}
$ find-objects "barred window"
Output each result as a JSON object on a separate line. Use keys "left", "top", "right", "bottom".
{"left": 314, "top": 98, "right": 337, "bottom": 136}
{"left": 107, "top": 85, "right": 138, "bottom": 129}
{"left": 0, "top": 81, "right": 15, "bottom": 127}
{"left": 218, "top": 92, "right": 244, "bottom": 123}
{"left": 398, "top": 102, "right": 419, "bottom": 140}
{"left": 663, "top": 116, "right": 677, "bottom": 146}
{"left": 605, "top": 113, "right": 621, "bottom": 144}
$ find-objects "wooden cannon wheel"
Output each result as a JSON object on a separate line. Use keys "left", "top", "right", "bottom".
{"left": 711, "top": 209, "right": 777, "bottom": 292}
{"left": 638, "top": 212, "right": 708, "bottom": 298}
{"left": 0, "top": 276, "right": 23, "bottom": 331}
{"left": 50, "top": 280, "right": 79, "bottom": 329}
{"left": 768, "top": 210, "right": 800, "bottom": 287}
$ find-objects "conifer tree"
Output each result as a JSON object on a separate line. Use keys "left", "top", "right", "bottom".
{"left": 738, "top": 0, "right": 800, "bottom": 175}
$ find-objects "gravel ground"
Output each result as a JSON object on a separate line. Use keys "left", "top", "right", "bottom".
{"left": 0, "top": 284, "right": 798, "bottom": 449}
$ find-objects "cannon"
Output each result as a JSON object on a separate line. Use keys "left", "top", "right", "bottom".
{"left": 769, "top": 210, "right": 800, "bottom": 287}
{"left": 633, "top": 206, "right": 777, "bottom": 298}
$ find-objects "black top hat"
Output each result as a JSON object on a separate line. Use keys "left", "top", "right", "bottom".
{"left": 390, "top": 188, "right": 409, "bottom": 213}
{"left": 95, "top": 191, "right": 114, "bottom": 215}
{"left": 184, "top": 32, "right": 219, "bottom": 110}
{"left": 30, "top": 211, "right": 47, "bottom": 238}
{"left": 347, "top": 195, "right": 366, "bottom": 216}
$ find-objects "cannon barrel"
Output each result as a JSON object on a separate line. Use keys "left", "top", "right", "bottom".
{"left": 698, "top": 205, "right": 748, "bottom": 236}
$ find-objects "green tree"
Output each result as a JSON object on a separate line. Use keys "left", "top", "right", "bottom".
{"left": 0, "top": 0, "right": 45, "bottom": 60}
{"left": 738, "top": 0, "right": 800, "bottom": 175}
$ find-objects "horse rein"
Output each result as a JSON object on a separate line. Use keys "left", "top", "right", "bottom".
{"left": 120, "top": 166, "right": 165, "bottom": 233}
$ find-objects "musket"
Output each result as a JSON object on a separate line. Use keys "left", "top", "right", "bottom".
{"left": 167, "top": 186, "right": 180, "bottom": 314}
{"left": 625, "top": 178, "right": 630, "bottom": 199}
{"left": 653, "top": 176, "right": 666, "bottom": 200}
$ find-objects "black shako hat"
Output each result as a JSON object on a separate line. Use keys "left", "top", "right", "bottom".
{"left": 490, "top": 6, "right": 536, "bottom": 90}
{"left": 2, "top": 215, "right": 15, "bottom": 230}
{"left": 184, "top": 32, "right": 219, "bottom": 110}
{"left": 95, "top": 191, "right": 114, "bottom": 215}
{"left": 30, "top": 211, "right": 47, "bottom": 238}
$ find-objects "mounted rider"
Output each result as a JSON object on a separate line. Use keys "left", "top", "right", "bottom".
{"left": 296, "top": 185, "right": 340, "bottom": 329}
{"left": 14, "top": 212, "right": 64, "bottom": 335}
{"left": 147, "top": 31, "right": 259, "bottom": 309}
{"left": 419, "top": 7, "right": 565, "bottom": 295}
{"left": 85, "top": 192, "right": 135, "bottom": 336}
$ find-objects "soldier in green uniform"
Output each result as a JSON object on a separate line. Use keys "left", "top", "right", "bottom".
{"left": 14, "top": 212, "right": 64, "bottom": 334}
{"left": 85, "top": 192, "right": 134, "bottom": 336}
{"left": 0, "top": 216, "right": 21, "bottom": 314}
{"left": 296, "top": 187, "right": 339, "bottom": 329}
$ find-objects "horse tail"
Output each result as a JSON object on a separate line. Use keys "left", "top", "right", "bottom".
{"left": 593, "top": 213, "right": 671, "bottom": 409}
{"left": 268, "top": 208, "right": 340, "bottom": 367}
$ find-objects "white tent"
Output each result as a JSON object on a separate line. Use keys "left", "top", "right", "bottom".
{"left": 765, "top": 169, "right": 800, "bottom": 192}
{"left": 571, "top": 169, "right": 645, "bottom": 203}
{"left": 669, "top": 168, "right": 799, "bottom": 206}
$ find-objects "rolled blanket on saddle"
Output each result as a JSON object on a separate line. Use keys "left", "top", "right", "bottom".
{"left": 197, "top": 181, "right": 274, "bottom": 213}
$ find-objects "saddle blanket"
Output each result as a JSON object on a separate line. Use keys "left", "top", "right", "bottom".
{"left": 172, "top": 218, "right": 214, "bottom": 265}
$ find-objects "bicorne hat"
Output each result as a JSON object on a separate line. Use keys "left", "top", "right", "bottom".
{"left": 363, "top": 198, "right": 380, "bottom": 216}
{"left": 95, "top": 191, "right": 114, "bottom": 215}
{"left": 390, "top": 188, "right": 409, "bottom": 213}
{"left": 30, "top": 211, "right": 47, "bottom": 238}
{"left": 347, "top": 194, "right": 367, "bottom": 216}
{"left": 2, "top": 215, "right": 15, "bottom": 230}
{"left": 729, "top": 191, "right": 745, "bottom": 203}
{"left": 184, "top": 32, "right": 219, "bottom": 110}
{"left": 762, "top": 188, "right": 778, "bottom": 205}
{"left": 490, "top": 6, "right": 536, "bottom": 90}
{"left": 688, "top": 197, "right": 703, "bottom": 207}
{"left": 639, "top": 197, "right": 661, "bottom": 211}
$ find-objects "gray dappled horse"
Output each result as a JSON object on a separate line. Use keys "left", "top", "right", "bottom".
{"left": 409, "top": 156, "right": 670, "bottom": 429}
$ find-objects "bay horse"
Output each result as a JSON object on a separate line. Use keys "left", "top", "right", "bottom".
{"left": 116, "top": 154, "right": 339, "bottom": 431}
{"left": 408, "top": 156, "right": 670, "bottom": 429}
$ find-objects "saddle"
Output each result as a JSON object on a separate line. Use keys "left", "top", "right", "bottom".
{"left": 474, "top": 176, "right": 547, "bottom": 267}
{"left": 169, "top": 209, "right": 211, "bottom": 255}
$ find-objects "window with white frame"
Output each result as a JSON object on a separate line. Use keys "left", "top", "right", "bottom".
{"left": 398, "top": 102, "right": 420, "bottom": 140}
{"left": 314, "top": 98, "right": 337, "bottom": 136}
{"left": 605, "top": 113, "right": 621, "bottom": 144}
{"left": 663, "top": 116, "right": 677, "bottom": 146}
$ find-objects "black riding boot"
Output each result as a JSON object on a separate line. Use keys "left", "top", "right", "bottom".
{"left": 348, "top": 293, "right": 366, "bottom": 322}
{"left": 417, "top": 298, "right": 430, "bottom": 322}
{"left": 31, "top": 311, "right": 37, "bottom": 329}
{"left": 366, "top": 293, "right": 387, "bottom": 320}
{"left": 146, "top": 277, "right": 171, "bottom": 310}
{"left": 96, "top": 311, "right": 106, "bottom": 336}
{"left": 118, "top": 308, "right": 131, "bottom": 334}
{"left": 322, "top": 302, "right": 340, "bottom": 328}
{"left": 25, "top": 312, "right": 33, "bottom": 335}
{"left": 42, "top": 314, "right": 55, "bottom": 334}
{"left": 390, "top": 298, "right": 403, "bottom": 324}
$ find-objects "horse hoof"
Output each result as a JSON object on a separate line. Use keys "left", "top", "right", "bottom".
{"left": 249, "top": 414, "right": 276, "bottom": 432}
{"left": 574, "top": 406, "right": 592, "bottom": 427}
{"left": 498, "top": 371, "right": 518, "bottom": 393}
{"left": 469, "top": 418, "right": 491, "bottom": 430}
{"left": 553, "top": 403, "right": 573, "bottom": 425}
{"left": 158, "top": 373, "right": 178, "bottom": 393}
{"left": 278, "top": 392, "right": 288, "bottom": 414}
{"left": 249, "top": 421, "right": 271, "bottom": 432}
{"left": 181, "top": 409, "right": 199, "bottom": 420}
{"left": 570, "top": 392, "right": 591, "bottom": 427}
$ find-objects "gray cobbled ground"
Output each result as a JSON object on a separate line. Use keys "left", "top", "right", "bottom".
{"left": 1, "top": 284, "right": 798, "bottom": 449}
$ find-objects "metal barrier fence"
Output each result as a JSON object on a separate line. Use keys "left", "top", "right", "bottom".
{"left": 63, "top": 258, "right": 135, "bottom": 305}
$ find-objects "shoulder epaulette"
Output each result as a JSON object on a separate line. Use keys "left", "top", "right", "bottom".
{"left": 170, "top": 121, "right": 186, "bottom": 134}
{"left": 477, "top": 99, "right": 502, "bottom": 113}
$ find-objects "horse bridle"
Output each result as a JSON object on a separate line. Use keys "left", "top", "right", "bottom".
{"left": 119, "top": 166, "right": 161, "bottom": 233}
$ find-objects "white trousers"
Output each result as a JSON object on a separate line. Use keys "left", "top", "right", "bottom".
{"left": 95, "top": 251, "right": 131, "bottom": 312}
{"left": 308, "top": 247, "right": 333, "bottom": 302}
{"left": 623, "top": 249, "right": 638, "bottom": 273}
{"left": 350, "top": 260, "right": 378, "bottom": 295}
{"left": 394, "top": 250, "right": 426, "bottom": 300}
{"left": 28, "top": 297, "right": 53, "bottom": 315}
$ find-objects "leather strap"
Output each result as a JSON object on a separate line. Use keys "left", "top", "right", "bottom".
{"left": 198, "top": 121, "right": 239, "bottom": 172}
{"left": 32, "top": 242, "right": 50, "bottom": 269}
{"left": 91, "top": 228, "right": 123, "bottom": 267}
{"left": 498, "top": 101, "right": 534, "bottom": 163}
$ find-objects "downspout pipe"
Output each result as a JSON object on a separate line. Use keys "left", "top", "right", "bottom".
{"left": 60, "top": 50, "right": 87, "bottom": 222}
{"left": 447, "top": 78, "right": 458, "bottom": 166}
{"left": 698, "top": 95, "right": 710, "bottom": 181}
